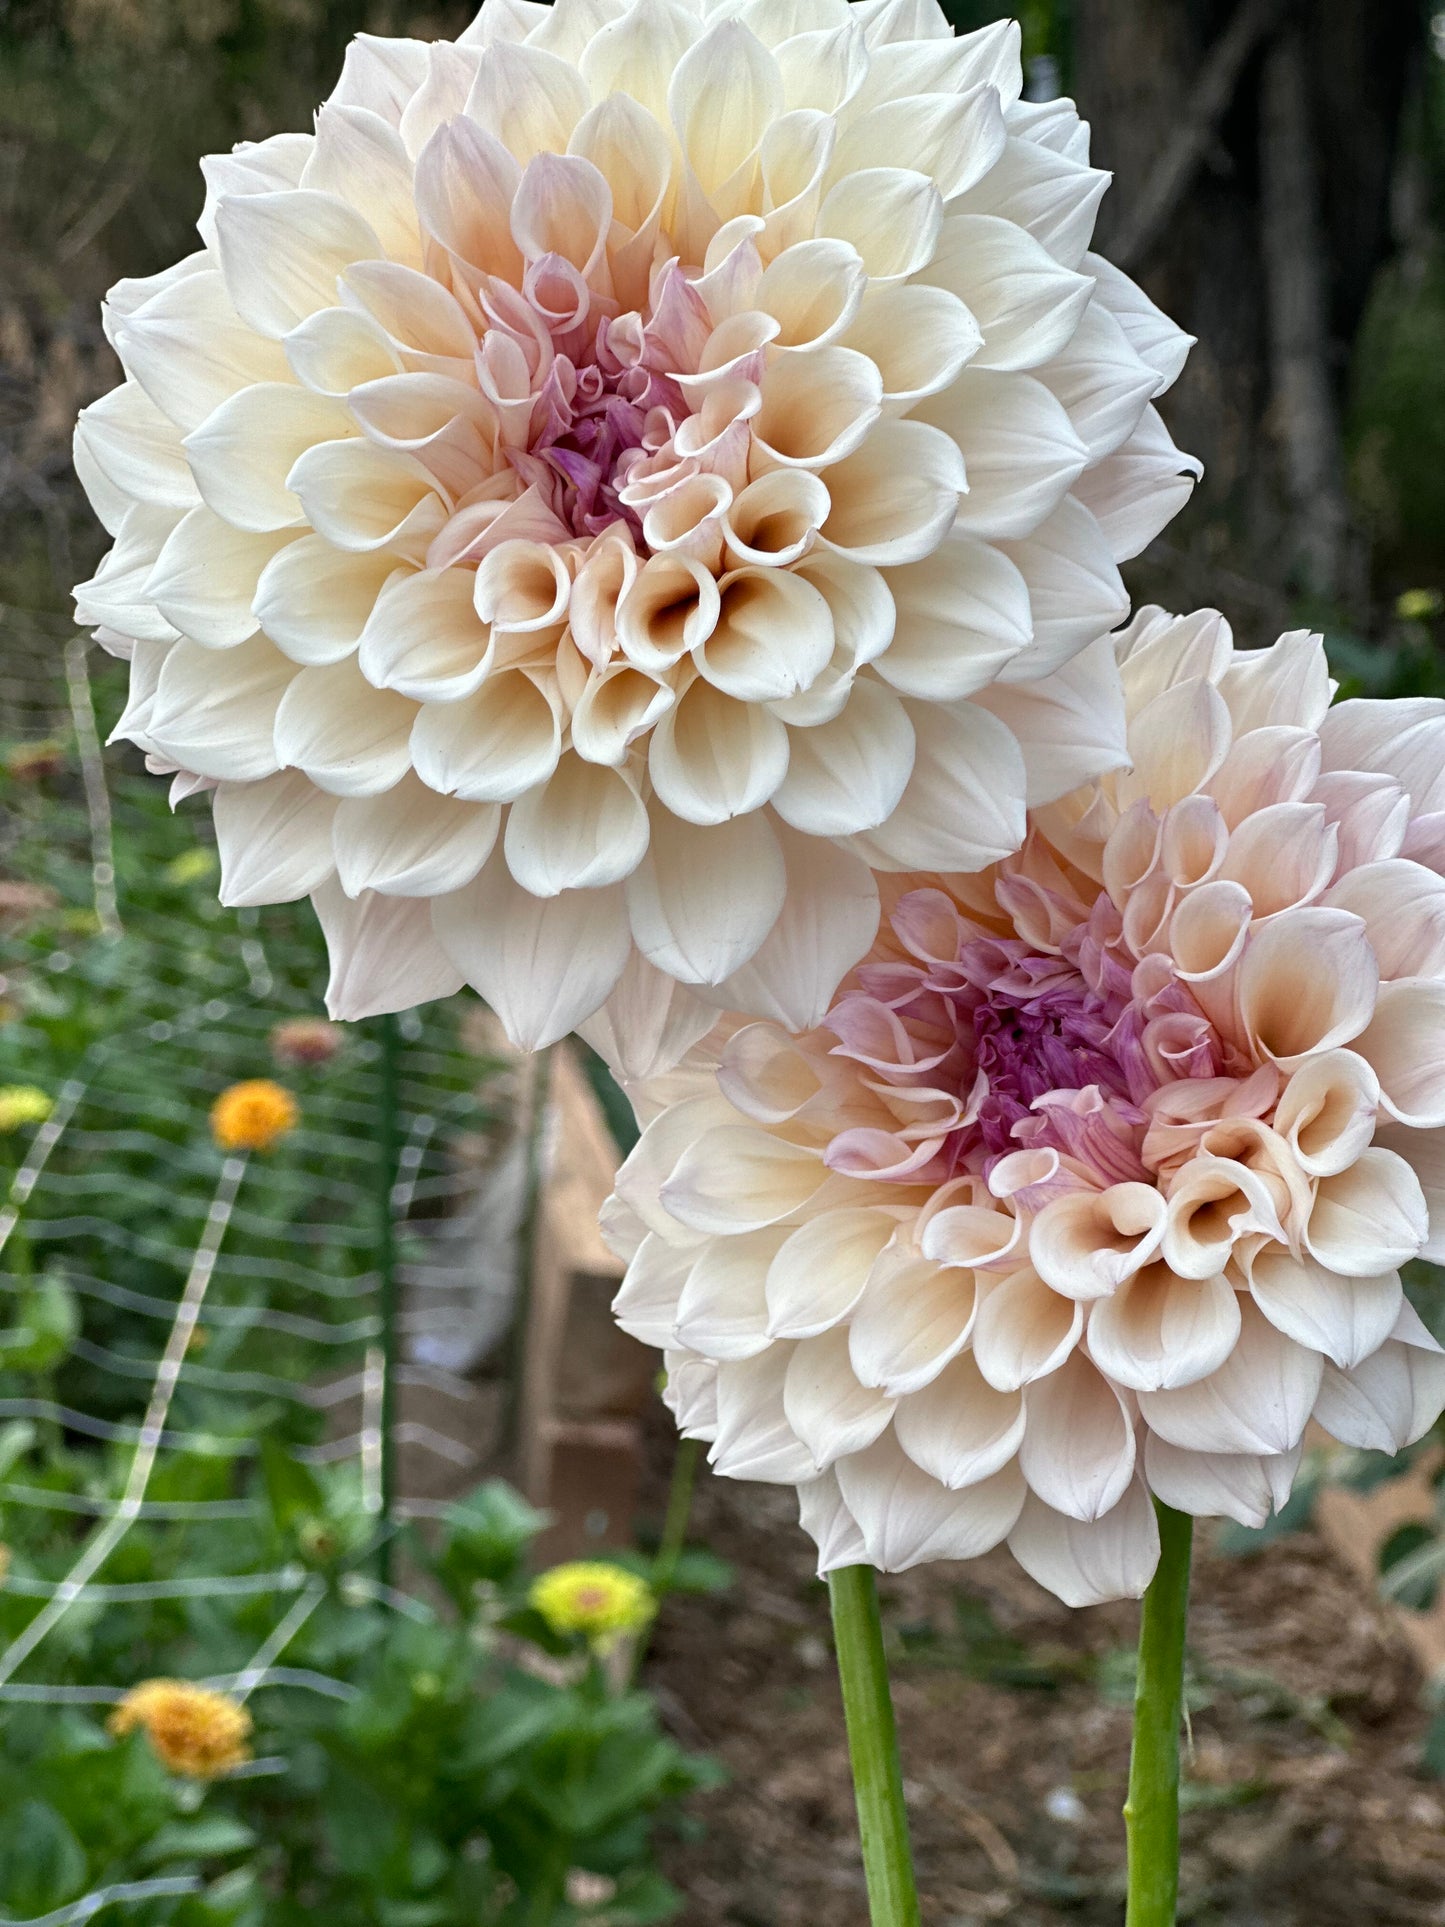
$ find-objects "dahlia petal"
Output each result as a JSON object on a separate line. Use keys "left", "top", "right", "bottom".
{"left": 611, "top": 1232, "right": 692, "bottom": 1348}
{"left": 1354, "top": 980, "right": 1445, "bottom": 1129}
{"left": 288, "top": 441, "right": 445, "bottom": 557}
{"left": 753, "top": 344, "right": 883, "bottom": 469}
{"left": 927, "top": 370, "right": 1087, "bottom": 543}
{"left": 273, "top": 660, "right": 416, "bottom": 798}
{"left": 339, "top": 260, "right": 479, "bottom": 362}
{"left": 75, "top": 508, "right": 185, "bottom": 643}
{"left": 837, "top": 1437, "right": 1026, "bottom": 1571}
{"left": 930, "top": 214, "right": 1092, "bottom": 375}
{"left": 255, "top": 539, "right": 400, "bottom": 667}
{"left": 972, "top": 634, "right": 1128, "bottom": 806}
{"left": 510, "top": 152, "right": 614, "bottom": 283}
{"left": 431, "top": 858, "right": 632, "bottom": 1049}
{"left": 333, "top": 775, "right": 499, "bottom": 898}
{"left": 212, "top": 769, "right": 339, "bottom": 906}
{"left": 1376, "top": 1122, "right": 1445, "bottom": 1262}
{"left": 627, "top": 807, "right": 787, "bottom": 984}
{"left": 410, "top": 669, "right": 562, "bottom": 802}
{"left": 1273, "top": 1049, "right": 1381, "bottom": 1179}
{"left": 77, "top": 382, "right": 199, "bottom": 510}
{"left": 675, "top": 1228, "right": 784, "bottom": 1361}
{"left": 648, "top": 679, "right": 790, "bottom": 825}
{"left": 969, "top": 1265, "right": 1082, "bottom": 1392}
{"left": 662, "top": 1124, "right": 824, "bottom": 1235}
{"left": 302, "top": 103, "right": 422, "bottom": 266}
{"left": 196, "top": 131, "right": 314, "bottom": 252}
{"left": 784, "top": 1329, "right": 897, "bottom": 1467}
{"left": 876, "top": 530, "right": 1030, "bottom": 702}
{"left": 1313, "top": 1339, "right": 1445, "bottom": 1454}
{"left": 397, "top": 43, "right": 482, "bottom": 160}
{"left": 577, "top": 952, "right": 717, "bottom": 1085}
{"left": 796, "top": 1470, "right": 869, "bottom": 1574}
{"left": 184, "top": 383, "right": 353, "bottom": 534}
{"left": 146, "top": 509, "right": 292, "bottom": 649}
{"left": 466, "top": 39, "right": 593, "bottom": 163}
{"left": 1160, "top": 1157, "right": 1285, "bottom": 1282}
{"left": 722, "top": 470, "right": 831, "bottom": 568}
{"left": 578, "top": 0, "right": 701, "bottom": 122}
{"left": 893, "top": 1353, "right": 1024, "bottom": 1490}
{"left": 754, "top": 238, "right": 866, "bottom": 352}
{"left": 1084, "top": 252, "right": 1194, "bottom": 394}
{"left": 315, "top": 879, "right": 465, "bottom": 1020}
{"left": 846, "top": 696, "right": 1025, "bottom": 873}
{"left": 1137, "top": 1298, "right": 1322, "bottom": 1456}
{"left": 1236, "top": 908, "right": 1378, "bottom": 1067}
{"left": 1245, "top": 1248, "right": 1401, "bottom": 1371}
{"left": 1086, "top": 1263, "right": 1241, "bottom": 1392}
{"left": 1303, "top": 1148, "right": 1428, "bottom": 1277}
{"left": 951, "top": 134, "right": 1109, "bottom": 272}
{"left": 613, "top": 1092, "right": 736, "bottom": 1242}
{"left": 848, "top": 1250, "right": 978, "bottom": 1397}
{"left": 1072, "top": 404, "right": 1202, "bottom": 562}
{"left": 412, "top": 117, "right": 524, "bottom": 282}
{"left": 818, "top": 167, "right": 943, "bottom": 281}
{"left": 284, "top": 308, "right": 402, "bottom": 399}
{"left": 828, "top": 83, "right": 1006, "bottom": 203}
{"left": 1030, "top": 1181, "right": 1165, "bottom": 1300}
{"left": 1040, "top": 303, "right": 1157, "bottom": 466}
{"left": 1324, "top": 860, "right": 1445, "bottom": 981}
{"left": 571, "top": 664, "right": 675, "bottom": 768}
{"left": 1142, "top": 1435, "right": 1284, "bottom": 1530}
{"left": 148, "top": 634, "right": 294, "bottom": 782}
{"left": 772, "top": 680, "right": 915, "bottom": 837}
{"left": 773, "top": 24, "right": 870, "bottom": 117}
{"left": 710, "top": 1347, "right": 818, "bottom": 1484}
{"left": 662, "top": 1346, "right": 720, "bottom": 1439}
{"left": 1020, "top": 1350, "right": 1136, "bottom": 1522}
{"left": 857, "top": 15, "right": 1020, "bottom": 103}
{"left": 1007, "top": 1481, "right": 1159, "bottom": 1606}
{"left": 855, "top": 0, "right": 955, "bottom": 47}
{"left": 327, "top": 31, "right": 431, "bottom": 120}
{"left": 996, "top": 497, "right": 1128, "bottom": 682}
{"left": 695, "top": 567, "right": 835, "bottom": 702}
{"left": 214, "top": 189, "right": 382, "bottom": 339}
{"left": 1218, "top": 629, "right": 1332, "bottom": 735}
{"left": 503, "top": 755, "right": 650, "bottom": 894}
{"left": 1318, "top": 697, "right": 1445, "bottom": 819}
{"left": 839, "top": 281, "right": 981, "bottom": 411}
{"left": 668, "top": 21, "right": 783, "bottom": 199}
{"left": 764, "top": 1209, "right": 896, "bottom": 1346}
{"left": 357, "top": 567, "right": 493, "bottom": 702}
{"left": 112, "top": 270, "right": 291, "bottom": 433}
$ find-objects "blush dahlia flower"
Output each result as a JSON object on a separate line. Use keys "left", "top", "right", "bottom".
{"left": 602, "top": 608, "right": 1445, "bottom": 1606}
{"left": 75, "top": 0, "right": 1198, "bottom": 1054}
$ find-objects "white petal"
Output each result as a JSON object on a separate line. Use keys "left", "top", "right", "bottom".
{"left": 710, "top": 1347, "right": 818, "bottom": 1484}
{"left": 254, "top": 538, "right": 399, "bottom": 667}
{"left": 1354, "top": 979, "right": 1445, "bottom": 1129}
{"left": 848, "top": 1249, "right": 978, "bottom": 1398}
{"left": 846, "top": 697, "right": 1025, "bottom": 874}
{"left": 503, "top": 756, "right": 650, "bottom": 894}
{"left": 333, "top": 774, "right": 499, "bottom": 897}
{"left": 315, "top": 879, "right": 465, "bottom": 1020}
{"left": 997, "top": 497, "right": 1128, "bottom": 682}
{"left": 146, "top": 510, "right": 293, "bottom": 649}
{"left": 273, "top": 661, "right": 416, "bottom": 797}
{"left": 797, "top": 1470, "right": 870, "bottom": 1573}
{"left": 836, "top": 1435, "right": 1026, "bottom": 1571}
{"left": 212, "top": 769, "right": 338, "bottom": 906}
{"left": 876, "top": 531, "right": 1031, "bottom": 702}
{"left": 972, "top": 634, "right": 1128, "bottom": 806}
{"left": 1236, "top": 908, "right": 1378, "bottom": 1068}
{"left": 626, "top": 807, "right": 786, "bottom": 985}
{"left": 1143, "top": 1435, "right": 1282, "bottom": 1530}
{"left": 971, "top": 1265, "right": 1083, "bottom": 1392}
{"left": 784, "top": 1329, "right": 896, "bottom": 1467}
{"left": 1007, "top": 1481, "right": 1159, "bottom": 1606}
{"left": 893, "top": 1353, "right": 1024, "bottom": 1491}
{"left": 148, "top": 633, "right": 293, "bottom": 781}
{"left": 675, "top": 1229, "right": 784, "bottom": 1362}
{"left": 924, "top": 369, "right": 1088, "bottom": 543}
{"left": 765, "top": 1207, "right": 897, "bottom": 1340}
{"left": 1246, "top": 1249, "right": 1401, "bottom": 1371}
{"left": 1138, "top": 1298, "right": 1322, "bottom": 1456}
{"left": 432, "top": 857, "right": 631, "bottom": 1049}
{"left": 928, "top": 213, "right": 1092, "bottom": 374}
{"left": 1303, "top": 1148, "right": 1428, "bottom": 1277}
{"left": 214, "top": 188, "right": 382, "bottom": 338}
{"left": 661, "top": 1125, "right": 824, "bottom": 1236}
{"left": 1087, "top": 1264, "right": 1242, "bottom": 1392}
{"left": 185, "top": 383, "right": 353, "bottom": 533}
{"left": 410, "top": 669, "right": 562, "bottom": 802}
{"left": 575, "top": 950, "right": 717, "bottom": 1085}
{"left": 1020, "top": 1351, "right": 1136, "bottom": 1522}
{"left": 1313, "top": 1340, "right": 1445, "bottom": 1453}
{"left": 611, "top": 1233, "right": 693, "bottom": 1348}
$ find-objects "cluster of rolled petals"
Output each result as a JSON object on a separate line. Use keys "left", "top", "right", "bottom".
{"left": 74, "top": 0, "right": 1198, "bottom": 1054}
{"left": 603, "top": 608, "right": 1445, "bottom": 1605}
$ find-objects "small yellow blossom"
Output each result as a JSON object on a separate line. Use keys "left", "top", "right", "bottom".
{"left": 1397, "top": 587, "right": 1444, "bottom": 622}
{"left": 164, "top": 847, "right": 219, "bottom": 886}
{"left": 108, "top": 1680, "right": 252, "bottom": 1779}
{"left": 0, "top": 1545, "right": 10, "bottom": 1587}
{"left": 210, "top": 1080, "right": 299, "bottom": 1153}
{"left": 529, "top": 1562, "right": 655, "bottom": 1645}
{"left": 0, "top": 1086, "right": 53, "bottom": 1133}
{"left": 5, "top": 741, "right": 65, "bottom": 782}
{"left": 270, "top": 1018, "right": 344, "bottom": 1068}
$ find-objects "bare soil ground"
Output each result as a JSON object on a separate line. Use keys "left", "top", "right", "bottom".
{"left": 639, "top": 1412, "right": 1445, "bottom": 1927}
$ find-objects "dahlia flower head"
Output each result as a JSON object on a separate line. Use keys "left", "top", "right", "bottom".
{"left": 603, "top": 608, "right": 1445, "bottom": 1607}
{"left": 75, "top": 0, "right": 1199, "bottom": 1055}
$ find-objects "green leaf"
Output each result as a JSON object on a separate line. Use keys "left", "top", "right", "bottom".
{"left": 259, "top": 1436, "right": 325, "bottom": 1534}
{"left": 0, "top": 1799, "right": 88, "bottom": 1914}
{"left": 453, "top": 1681, "right": 562, "bottom": 1773}
{"left": 434, "top": 1481, "right": 548, "bottom": 1599}
{"left": 1379, "top": 1522, "right": 1445, "bottom": 1611}
{"left": 140, "top": 1816, "right": 258, "bottom": 1864}
{"left": 0, "top": 1274, "right": 79, "bottom": 1372}
{"left": 0, "top": 1420, "right": 36, "bottom": 1482}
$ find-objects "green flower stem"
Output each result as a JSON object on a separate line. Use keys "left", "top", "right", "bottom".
{"left": 652, "top": 1434, "right": 702, "bottom": 1595}
{"left": 376, "top": 1010, "right": 402, "bottom": 1587}
{"left": 828, "top": 1565, "right": 921, "bottom": 1927}
{"left": 1125, "top": 1503, "right": 1194, "bottom": 1927}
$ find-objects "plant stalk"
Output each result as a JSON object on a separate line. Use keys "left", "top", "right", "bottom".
{"left": 828, "top": 1565, "right": 921, "bottom": 1927}
{"left": 376, "top": 1011, "right": 402, "bottom": 1586}
{"left": 1125, "top": 1503, "right": 1194, "bottom": 1927}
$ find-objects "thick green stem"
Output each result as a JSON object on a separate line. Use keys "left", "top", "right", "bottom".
{"left": 376, "top": 1012, "right": 402, "bottom": 1587}
{"left": 1125, "top": 1503, "right": 1194, "bottom": 1927}
{"left": 652, "top": 1435, "right": 701, "bottom": 1596}
{"left": 828, "top": 1566, "right": 921, "bottom": 1927}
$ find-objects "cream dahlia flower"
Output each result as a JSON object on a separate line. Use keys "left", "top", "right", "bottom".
{"left": 602, "top": 608, "right": 1445, "bottom": 1607}
{"left": 75, "top": 0, "right": 1198, "bottom": 1053}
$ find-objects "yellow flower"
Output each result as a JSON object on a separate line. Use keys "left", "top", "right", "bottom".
{"left": 529, "top": 1562, "right": 655, "bottom": 1645}
{"left": 108, "top": 1680, "right": 252, "bottom": 1779}
{"left": 0, "top": 1086, "right": 52, "bottom": 1132}
{"left": 210, "top": 1080, "right": 298, "bottom": 1153}
{"left": 164, "top": 846, "right": 219, "bottom": 886}
{"left": 1397, "top": 587, "right": 1444, "bottom": 622}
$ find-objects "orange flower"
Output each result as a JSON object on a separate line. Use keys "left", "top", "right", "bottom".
{"left": 109, "top": 1680, "right": 252, "bottom": 1778}
{"left": 210, "top": 1079, "right": 298, "bottom": 1153}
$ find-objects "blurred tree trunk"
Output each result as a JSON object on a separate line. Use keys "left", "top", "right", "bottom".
{"left": 1073, "top": 0, "right": 1419, "bottom": 618}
